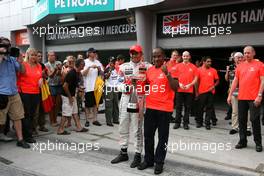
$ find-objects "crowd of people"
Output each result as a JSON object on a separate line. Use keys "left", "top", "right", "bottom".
{"left": 0, "top": 36, "right": 263, "bottom": 175}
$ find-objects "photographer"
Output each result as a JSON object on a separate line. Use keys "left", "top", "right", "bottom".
{"left": 224, "top": 52, "right": 236, "bottom": 121}
{"left": 104, "top": 57, "right": 119, "bottom": 126}
{"left": 0, "top": 37, "right": 30, "bottom": 148}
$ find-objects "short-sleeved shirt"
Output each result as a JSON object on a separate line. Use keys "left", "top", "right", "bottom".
{"left": 145, "top": 66, "right": 175, "bottom": 112}
{"left": 198, "top": 66, "right": 219, "bottom": 94}
{"left": 166, "top": 59, "right": 178, "bottom": 73}
{"left": 0, "top": 56, "right": 21, "bottom": 95}
{"left": 18, "top": 62, "right": 42, "bottom": 94}
{"left": 45, "top": 61, "right": 62, "bottom": 86}
{"left": 62, "top": 69, "right": 80, "bottom": 97}
{"left": 104, "top": 67, "right": 119, "bottom": 88}
{"left": 172, "top": 62, "right": 198, "bottom": 93}
{"left": 235, "top": 60, "right": 264, "bottom": 100}
{"left": 82, "top": 58, "right": 104, "bottom": 92}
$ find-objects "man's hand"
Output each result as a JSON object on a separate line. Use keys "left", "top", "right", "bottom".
{"left": 17, "top": 56, "right": 24, "bottom": 63}
{"left": 161, "top": 64, "right": 168, "bottom": 76}
{"left": 226, "top": 66, "right": 230, "bottom": 72}
{"left": 209, "top": 85, "right": 215, "bottom": 92}
{"left": 254, "top": 96, "right": 262, "bottom": 107}
{"left": 185, "top": 84, "right": 192, "bottom": 90}
{"left": 179, "top": 83, "right": 185, "bottom": 89}
{"left": 227, "top": 95, "right": 232, "bottom": 105}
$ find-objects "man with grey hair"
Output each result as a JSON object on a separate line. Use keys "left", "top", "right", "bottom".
{"left": 228, "top": 46, "right": 263, "bottom": 152}
{"left": 225, "top": 52, "right": 251, "bottom": 135}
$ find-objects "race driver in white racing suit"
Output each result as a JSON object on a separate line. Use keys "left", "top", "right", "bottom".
{"left": 111, "top": 44, "right": 152, "bottom": 168}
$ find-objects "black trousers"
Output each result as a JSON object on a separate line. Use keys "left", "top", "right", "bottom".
{"left": 196, "top": 92, "right": 214, "bottom": 125}
{"left": 144, "top": 108, "right": 170, "bottom": 165}
{"left": 175, "top": 92, "right": 193, "bottom": 125}
{"left": 226, "top": 105, "right": 232, "bottom": 118}
{"left": 238, "top": 100, "right": 262, "bottom": 145}
{"left": 20, "top": 93, "right": 40, "bottom": 139}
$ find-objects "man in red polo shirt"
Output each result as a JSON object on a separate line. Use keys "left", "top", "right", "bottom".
{"left": 172, "top": 51, "right": 198, "bottom": 130}
{"left": 137, "top": 47, "right": 177, "bottom": 175}
{"left": 166, "top": 50, "right": 182, "bottom": 123}
{"left": 196, "top": 56, "right": 219, "bottom": 130}
{"left": 227, "top": 46, "right": 264, "bottom": 152}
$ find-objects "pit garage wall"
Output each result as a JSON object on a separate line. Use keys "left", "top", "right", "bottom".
{"left": 156, "top": 1, "right": 264, "bottom": 49}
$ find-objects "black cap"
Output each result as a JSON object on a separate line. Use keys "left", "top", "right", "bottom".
{"left": 109, "top": 56, "right": 116, "bottom": 63}
{"left": 87, "top": 47, "right": 97, "bottom": 53}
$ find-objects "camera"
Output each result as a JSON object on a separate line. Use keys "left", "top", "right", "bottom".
{"left": 229, "top": 64, "right": 235, "bottom": 71}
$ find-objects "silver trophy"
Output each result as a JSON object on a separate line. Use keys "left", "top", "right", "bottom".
{"left": 127, "top": 76, "right": 139, "bottom": 113}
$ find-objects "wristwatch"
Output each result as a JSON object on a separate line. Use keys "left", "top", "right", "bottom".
{"left": 258, "top": 93, "right": 262, "bottom": 97}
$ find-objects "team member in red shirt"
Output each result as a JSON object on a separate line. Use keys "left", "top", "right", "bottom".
{"left": 172, "top": 51, "right": 198, "bottom": 130}
{"left": 167, "top": 50, "right": 182, "bottom": 123}
{"left": 166, "top": 50, "right": 182, "bottom": 71}
{"left": 196, "top": 56, "right": 219, "bottom": 130}
{"left": 228, "top": 46, "right": 264, "bottom": 152}
{"left": 137, "top": 47, "right": 178, "bottom": 175}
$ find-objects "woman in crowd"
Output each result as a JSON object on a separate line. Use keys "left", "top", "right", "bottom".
{"left": 18, "top": 48, "right": 43, "bottom": 143}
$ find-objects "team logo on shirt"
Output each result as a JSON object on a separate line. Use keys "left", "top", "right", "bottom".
{"left": 189, "top": 68, "right": 193, "bottom": 72}
{"left": 249, "top": 67, "right": 255, "bottom": 72}
{"left": 124, "top": 68, "right": 133, "bottom": 75}
{"left": 158, "top": 73, "right": 165, "bottom": 79}
{"left": 208, "top": 72, "right": 212, "bottom": 76}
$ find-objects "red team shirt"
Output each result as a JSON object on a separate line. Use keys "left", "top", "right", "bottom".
{"left": 145, "top": 66, "right": 175, "bottom": 112}
{"left": 198, "top": 66, "right": 219, "bottom": 94}
{"left": 235, "top": 60, "right": 264, "bottom": 100}
{"left": 170, "top": 62, "right": 198, "bottom": 93}
{"left": 18, "top": 62, "right": 42, "bottom": 94}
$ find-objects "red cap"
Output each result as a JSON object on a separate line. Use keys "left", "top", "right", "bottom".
{"left": 129, "top": 44, "right": 143, "bottom": 53}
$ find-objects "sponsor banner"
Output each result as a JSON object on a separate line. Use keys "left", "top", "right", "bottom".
{"left": 45, "top": 18, "right": 137, "bottom": 45}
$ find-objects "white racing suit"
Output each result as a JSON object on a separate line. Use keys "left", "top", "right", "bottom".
{"left": 117, "top": 61, "right": 152, "bottom": 153}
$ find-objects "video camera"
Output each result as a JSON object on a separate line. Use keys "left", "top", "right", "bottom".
{"left": 0, "top": 37, "right": 20, "bottom": 57}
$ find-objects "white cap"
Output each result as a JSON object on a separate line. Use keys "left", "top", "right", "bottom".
{"left": 234, "top": 52, "right": 243, "bottom": 58}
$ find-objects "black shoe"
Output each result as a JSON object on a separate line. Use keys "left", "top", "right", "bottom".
{"left": 235, "top": 143, "right": 247, "bottom": 149}
{"left": 130, "top": 153, "right": 141, "bottom": 168}
{"left": 85, "top": 121, "right": 90, "bottom": 127}
{"left": 16, "top": 140, "right": 30, "bottom": 149}
{"left": 154, "top": 164, "right": 163, "bottom": 175}
{"left": 137, "top": 161, "right": 154, "bottom": 170}
{"left": 212, "top": 121, "right": 217, "bottom": 126}
{"left": 225, "top": 116, "right": 231, "bottom": 120}
{"left": 170, "top": 116, "right": 176, "bottom": 123}
{"left": 107, "top": 123, "right": 114, "bottom": 127}
{"left": 111, "top": 152, "right": 129, "bottom": 164}
{"left": 246, "top": 130, "right": 252, "bottom": 136}
{"left": 183, "top": 124, "right": 189, "bottom": 130}
{"left": 113, "top": 121, "right": 119, "bottom": 124}
{"left": 205, "top": 125, "right": 211, "bottom": 130}
{"left": 93, "top": 121, "right": 102, "bottom": 126}
{"left": 25, "top": 138, "right": 36, "bottom": 143}
{"left": 256, "top": 145, "right": 263, "bottom": 152}
{"left": 196, "top": 123, "right": 202, "bottom": 128}
{"left": 39, "top": 127, "right": 49, "bottom": 132}
{"left": 173, "top": 123, "right": 180, "bottom": 129}
{"left": 229, "top": 129, "right": 238, "bottom": 135}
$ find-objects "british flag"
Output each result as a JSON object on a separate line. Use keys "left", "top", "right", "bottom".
{"left": 163, "top": 13, "right": 190, "bottom": 35}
